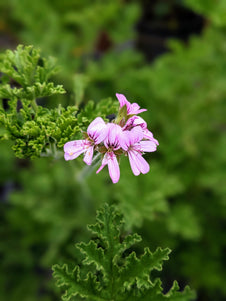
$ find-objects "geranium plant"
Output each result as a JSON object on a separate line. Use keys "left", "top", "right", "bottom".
{"left": 0, "top": 45, "right": 195, "bottom": 301}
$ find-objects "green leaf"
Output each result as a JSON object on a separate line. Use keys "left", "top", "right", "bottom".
{"left": 0, "top": 46, "right": 119, "bottom": 158}
{"left": 77, "top": 240, "right": 106, "bottom": 273}
{"left": 118, "top": 247, "right": 171, "bottom": 288}
{"left": 53, "top": 204, "right": 195, "bottom": 301}
{"left": 0, "top": 45, "right": 66, "bottom": 101}
{"left": 53, "top": 265, "right": 101, "bottom": 301}
{"left": 0, "top": 45, "right": 60, "bottom": 87}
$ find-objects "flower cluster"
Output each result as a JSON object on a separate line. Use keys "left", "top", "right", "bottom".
{"left": 64, "top": 94, "right": 159, "bottom": 183}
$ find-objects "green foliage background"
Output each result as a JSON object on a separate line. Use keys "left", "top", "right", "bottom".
{"left": 0, "top": 0, "right": 226, "bottom": 300}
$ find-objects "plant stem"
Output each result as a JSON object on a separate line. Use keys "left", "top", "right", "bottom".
{"left": 76, "top": 153, "right": 102, "bottom": 182}
{"left": 31, "top": 98, "right": 38, "bottom": 113}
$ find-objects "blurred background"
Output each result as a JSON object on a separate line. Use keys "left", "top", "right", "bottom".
{"left": 0, "top": 0, "right": 226, "bottom": 300}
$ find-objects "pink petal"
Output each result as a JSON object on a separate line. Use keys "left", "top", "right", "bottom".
{"left": 129, "top": 126, "right": 144, "bottom": 144}
{"left": 116, "top": 93, "right": 129, "bottom": 108}
{"left": 116, "top": 93, "right": 147, "bottom": 115}
{"left": 87, "top": 117, "right": 107, "bottom": 144}
{"left": 123, "top": 116, "right": 147, "bottom": 131}
{"left": 87, "top": 117, "right": 105, "bottom": 131}
{"left": 109, "top": 123, "right": 122, "bottom": 141}
{"left": 94, "top": 126, "right": 108, "bottom": 144}
{"left": 104, "top": 123, "right": 122, "bottom": 150}
{"left": 128, "top": 103, "right": 147, "bottom": 115}
{"left": 140, "top": 140, "right": 157, "bottom": 152}
{"left": 96, "top": 153, "right": 108, "bottom": 174}
{"left": 123, "top": 117, "right": 134, "bottom": 131}
{"left": 64, "top": 140, "right": 83, "bottom": 152}
{"left": 64, "top": 150, "right": 85, "bottom": 161}
{"left": 120, "top": 127, "right": 143, "bottom": 151}
{"left": 64, "top": 140, "right": 86, "bottom": 161}
{"left": 96, "top": 152, "right": 120, "bottom": 184}
{"left": 134, "top": 108, "right": 147, "bottom": 114}
{"left": 136, "top": 153, "right": 150, "bottom": 174}
{"left": 107, "top": 153, "right": 120, "bottom": 183}
{"left": 128, "top": 151, "right": 141, "bottom": 176}
{"left": 120, "top": 130, "right": 131, "bottom": 151}
{"left": 128, "top": 150, "right": 150, "bottom": 175}
{"left": 83, "top": 145, "right": 94, "bottom": 165}
{"left": 131, "top": 116, "right": 147, "bottom": 128}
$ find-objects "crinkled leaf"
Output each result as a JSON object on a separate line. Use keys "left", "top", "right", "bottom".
{"left": 52, "top": 264, "right": 101, "bottom": 301}
{"left": 53, "top": 204, "right": 195, "bottom": 301}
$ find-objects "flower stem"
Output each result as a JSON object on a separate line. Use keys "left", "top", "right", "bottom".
{"left": 76, "top": 153, "right": 101, "bottom": 182}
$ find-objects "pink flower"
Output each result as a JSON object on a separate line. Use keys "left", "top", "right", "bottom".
{"left": 64, "top": 117, "right": 107, "bottom": 165}
{"left": 64, "top": 93, "right": 159, "bottom": 183}
{"left": 120, "top": 127, "right": 158, "bottom": 176}
{"left": 123, "top": 115, "right": 147, "bottom": 131}
{"left": 96, "top": 123, "right": 122, "bottom": 183}
{"left": 116, "top": 93, "right": 147, "bottom": 115}
{"left": 123, "top": 116, "right": 159, "bottom": 145}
